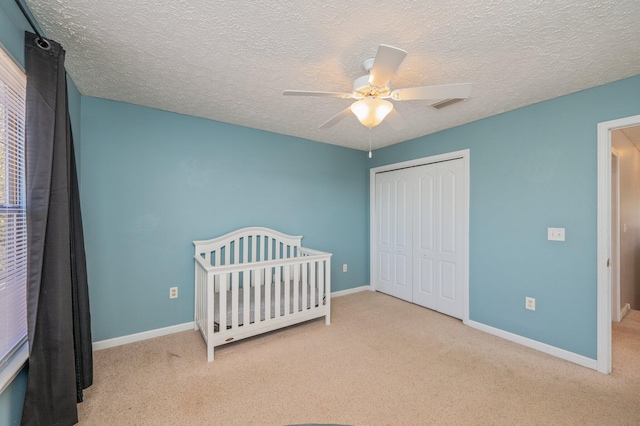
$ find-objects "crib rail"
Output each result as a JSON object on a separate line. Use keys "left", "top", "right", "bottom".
{"left": 194, "top": 249, "right": 331, "bottom": 361}
{"left": 194, "top": 226, "right": 303, "bottom": 267}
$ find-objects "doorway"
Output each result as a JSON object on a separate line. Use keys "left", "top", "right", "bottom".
{"left": 370, "top": 149, "right": 470, "bottom": 321}
{"left": 610, "top": 127, "right": 640, "bottom": 322}
{"left": 597, "top": 114, "right": 640, "bottom": 374}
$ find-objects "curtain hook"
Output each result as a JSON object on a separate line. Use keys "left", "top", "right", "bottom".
{"left": 35, "top": 37, "right": 51, "bottom": 51}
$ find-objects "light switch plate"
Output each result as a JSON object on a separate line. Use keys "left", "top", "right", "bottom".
{"left": 548, "top": 228, "right": 565, "bottom": 241}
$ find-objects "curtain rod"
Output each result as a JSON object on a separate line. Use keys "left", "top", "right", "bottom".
{"left": 13, "top": 0, "right": 51, "bottom": 49}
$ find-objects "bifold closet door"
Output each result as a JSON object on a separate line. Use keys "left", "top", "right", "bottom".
{"left": 375, "top": 169, "right": 413, "bottom": 302}
{"left": 412, "top": 159, "right": 465, "bottom": 319}
{"left": 374, "top": 158, "right": 465, "bottom": 319}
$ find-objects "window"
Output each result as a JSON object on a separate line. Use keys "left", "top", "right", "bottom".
{"left": 0, "top": 46, "right": 27, "bottom": 393}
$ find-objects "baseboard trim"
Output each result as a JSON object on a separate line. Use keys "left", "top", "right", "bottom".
{"left": 93, "top": 287, "right": 372, "bottom": 351}
{"left": 620, "top": 303, "right": 631, "bottom": 320}
{"left": 93, "top": 322, "right": 195, "bottom": 351}
{"left": 332, "top": 285, "right": 372, "bottom": 298}
{"left": 465, "top": 319, "right": 598, "bottom": 371}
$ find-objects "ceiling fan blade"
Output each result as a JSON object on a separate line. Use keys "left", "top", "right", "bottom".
{"left": 384, "top": 109, "right": 407, "bottom": 131}
{"left": 318, "top": 107, "right": 353, "bottom": 129}
{"left": 390, "top": 83, "right": 472, "bottom": 101}
{"left": 369, "top": 44, "right": 407, "bottom": 88}
{"left": 283, "top": 90, "right": 354, "bottom": 98}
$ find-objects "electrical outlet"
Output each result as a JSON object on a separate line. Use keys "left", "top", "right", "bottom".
{"left": 343, "top": 264, "right": 348, "bottom": 272}
{"left": 525, "top": 296, "right": 535, "bottom": 311}
{"left": 170, "top": 287, "right": 178, "bottom": 299}
{"left": 547, "top": 228, "right": 565, "bottom": 241}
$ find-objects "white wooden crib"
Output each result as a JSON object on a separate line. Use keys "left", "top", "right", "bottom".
{"left": 194, "top": 227, "right": 332, "bottom": 361}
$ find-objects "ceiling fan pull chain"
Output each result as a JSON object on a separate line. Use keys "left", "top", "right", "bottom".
{"left": 369, "top": 133, "right": 372, "bottom": 158}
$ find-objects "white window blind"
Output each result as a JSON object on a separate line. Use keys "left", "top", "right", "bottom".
{"left": 0, "top": 46, "right": 27, "bottom": 391}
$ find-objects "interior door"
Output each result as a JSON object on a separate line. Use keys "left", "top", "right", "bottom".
{"left": 375, "top": 170, "right": 413, "bottom": 302}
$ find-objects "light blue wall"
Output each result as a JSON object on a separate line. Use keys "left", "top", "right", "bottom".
{"left": 80, "top": 97, "right": 370, "bottom": 341}
{"left": 0, "top": 368, "right": 27, "bottom": 426}
{"left": 0, "top": 0, "right": 29, "bottom": 64}
{"left": 371, "top": 74, "right": 640, "bottom": 359}
{"left": 0, "top": 1, "right": 82, "bottom": 423}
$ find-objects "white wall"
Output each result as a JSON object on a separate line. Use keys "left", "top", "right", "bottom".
{"left": 612, "top": 128, "right": 640, "bottom": 310}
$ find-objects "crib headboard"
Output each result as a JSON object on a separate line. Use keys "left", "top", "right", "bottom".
{"left": 193, "top": 226, "right": 303, "bottom": 266}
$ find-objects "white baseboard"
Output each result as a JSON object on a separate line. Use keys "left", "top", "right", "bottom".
{"left": 465, "top": 319, "right": 598, "bottom": 371}
{"left": 620, "top": 303, "right": 631, "bottom": 320}
{"left": 93, "top": 322, "right": 195, "bottom": 351}
{"left": 93, "top": 286, "right": 372, "bottom": 351}
{"left": 332, "top": 284, "right": 372, "bottom": 298}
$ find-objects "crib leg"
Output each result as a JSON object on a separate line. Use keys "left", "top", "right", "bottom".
{"left": 208, "top": 343, "right": 214, "bottom": 362}
{"left": 325, "top": 311, "right": 331, "bottom": 325}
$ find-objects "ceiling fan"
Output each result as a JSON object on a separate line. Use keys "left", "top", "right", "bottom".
{"left": 283, "top": 44, "right": 472, "bottom": 130}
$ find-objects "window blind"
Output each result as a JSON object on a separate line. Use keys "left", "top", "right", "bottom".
{"left": 0, "top": 47, "right": 27, "bottom": 380}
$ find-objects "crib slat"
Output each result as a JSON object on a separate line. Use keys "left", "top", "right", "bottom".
{"left": 266, "top": 236, "right": 271, "bottom": 260}
{"left": 264, "top": 266, "right": 271, "bottom": 320}
{"left": 275, "top": 265, "right": 282, "bottom": 317}
{"left": 284, "top": 264, "right": 290, "bottom": 315}
{"left": 293, "top": 262, "right": 300, "bottom": 313}
{"left": 250, "top": 236, "right": 256, "bottom": 263}
{"left": 318, "top": 260, "right": 325, "bottom": 308}
{"left": 310, "top": 261, "right": 317, "bottom": 307}
{"left": 243, "top": 270, "right": 250, "bottom": 327}
{"left": 301, "top": 260, "right": 308, "bottom": 311}
{"left": 231, "top": 271, "right": 239, "bottom": 328}
{"left": 242, "top": 236, "right": 248, "bottom": 264}
{"left": 256, "top": 268, "right": 262, "bottom": 322}
{"left": 219, "top": 274, "right": 227, "bottom": 332}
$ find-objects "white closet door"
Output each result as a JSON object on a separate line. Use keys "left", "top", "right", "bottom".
{"left": 375, "top": 157, "right": 466, "bottom": 318}
{"left": 412, "top": 165, "right": 437, "bottom": 310}
{"left": 375, "top": 170, "right": 413, "bottom": 302}
{"left": 432, "top": 160, "right": 467, "bottom": 318}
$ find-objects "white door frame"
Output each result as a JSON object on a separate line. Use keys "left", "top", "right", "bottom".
{"left": 610, "top": 148, "right": 621, "bottom": 323}
{"left": 597, "top": 113, "right": 640, "bottom": 374}
{"left": 370, "top": 149, "right": 470, "bottom": 323}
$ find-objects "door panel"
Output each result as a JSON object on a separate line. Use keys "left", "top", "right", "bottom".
{"left": 434, "top": 160, "right": 465, "bottom": 318}
{"left": 413, "top": 166, "right": 437, "bottom": 309}
{"left": 375, "top": 171, "right": 412, "bottom": 302}
{"left": 439, "top": 170, "right": 457, "bottom": 254}
{"left": 380, "top": 252, "right": 391, "bottom": 282}
{"left": 376, "top": 177, "right": 394, "bottom": 295}
{"left": 439, "top": 261, "right": 457, "bottom": 301}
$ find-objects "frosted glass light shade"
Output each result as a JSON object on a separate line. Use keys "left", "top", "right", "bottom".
{"left": 350, "top": 97, "right": 393, "bottom": 129}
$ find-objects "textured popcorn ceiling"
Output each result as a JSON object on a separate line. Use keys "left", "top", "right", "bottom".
{"left": 24, "top": 0, "right": 640, "bottom": 151}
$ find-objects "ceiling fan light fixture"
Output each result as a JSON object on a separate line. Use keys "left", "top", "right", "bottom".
{"left": 350, "top": 97, "right": 393, "bottom": 129}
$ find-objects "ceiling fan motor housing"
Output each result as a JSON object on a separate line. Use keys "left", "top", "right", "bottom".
{"left": 352, "top": 74, "right": 371, "bottom": 94}
{"left": 353, "top": 74, "right": 391, "bottom": 98}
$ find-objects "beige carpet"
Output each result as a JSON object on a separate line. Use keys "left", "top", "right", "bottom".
{"left": 77, "top": 291, "right": 640, "bottom": 425}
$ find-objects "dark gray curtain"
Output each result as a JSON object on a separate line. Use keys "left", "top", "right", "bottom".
{"left": 21, "top": 32, "right": 93, "bottom": 426}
